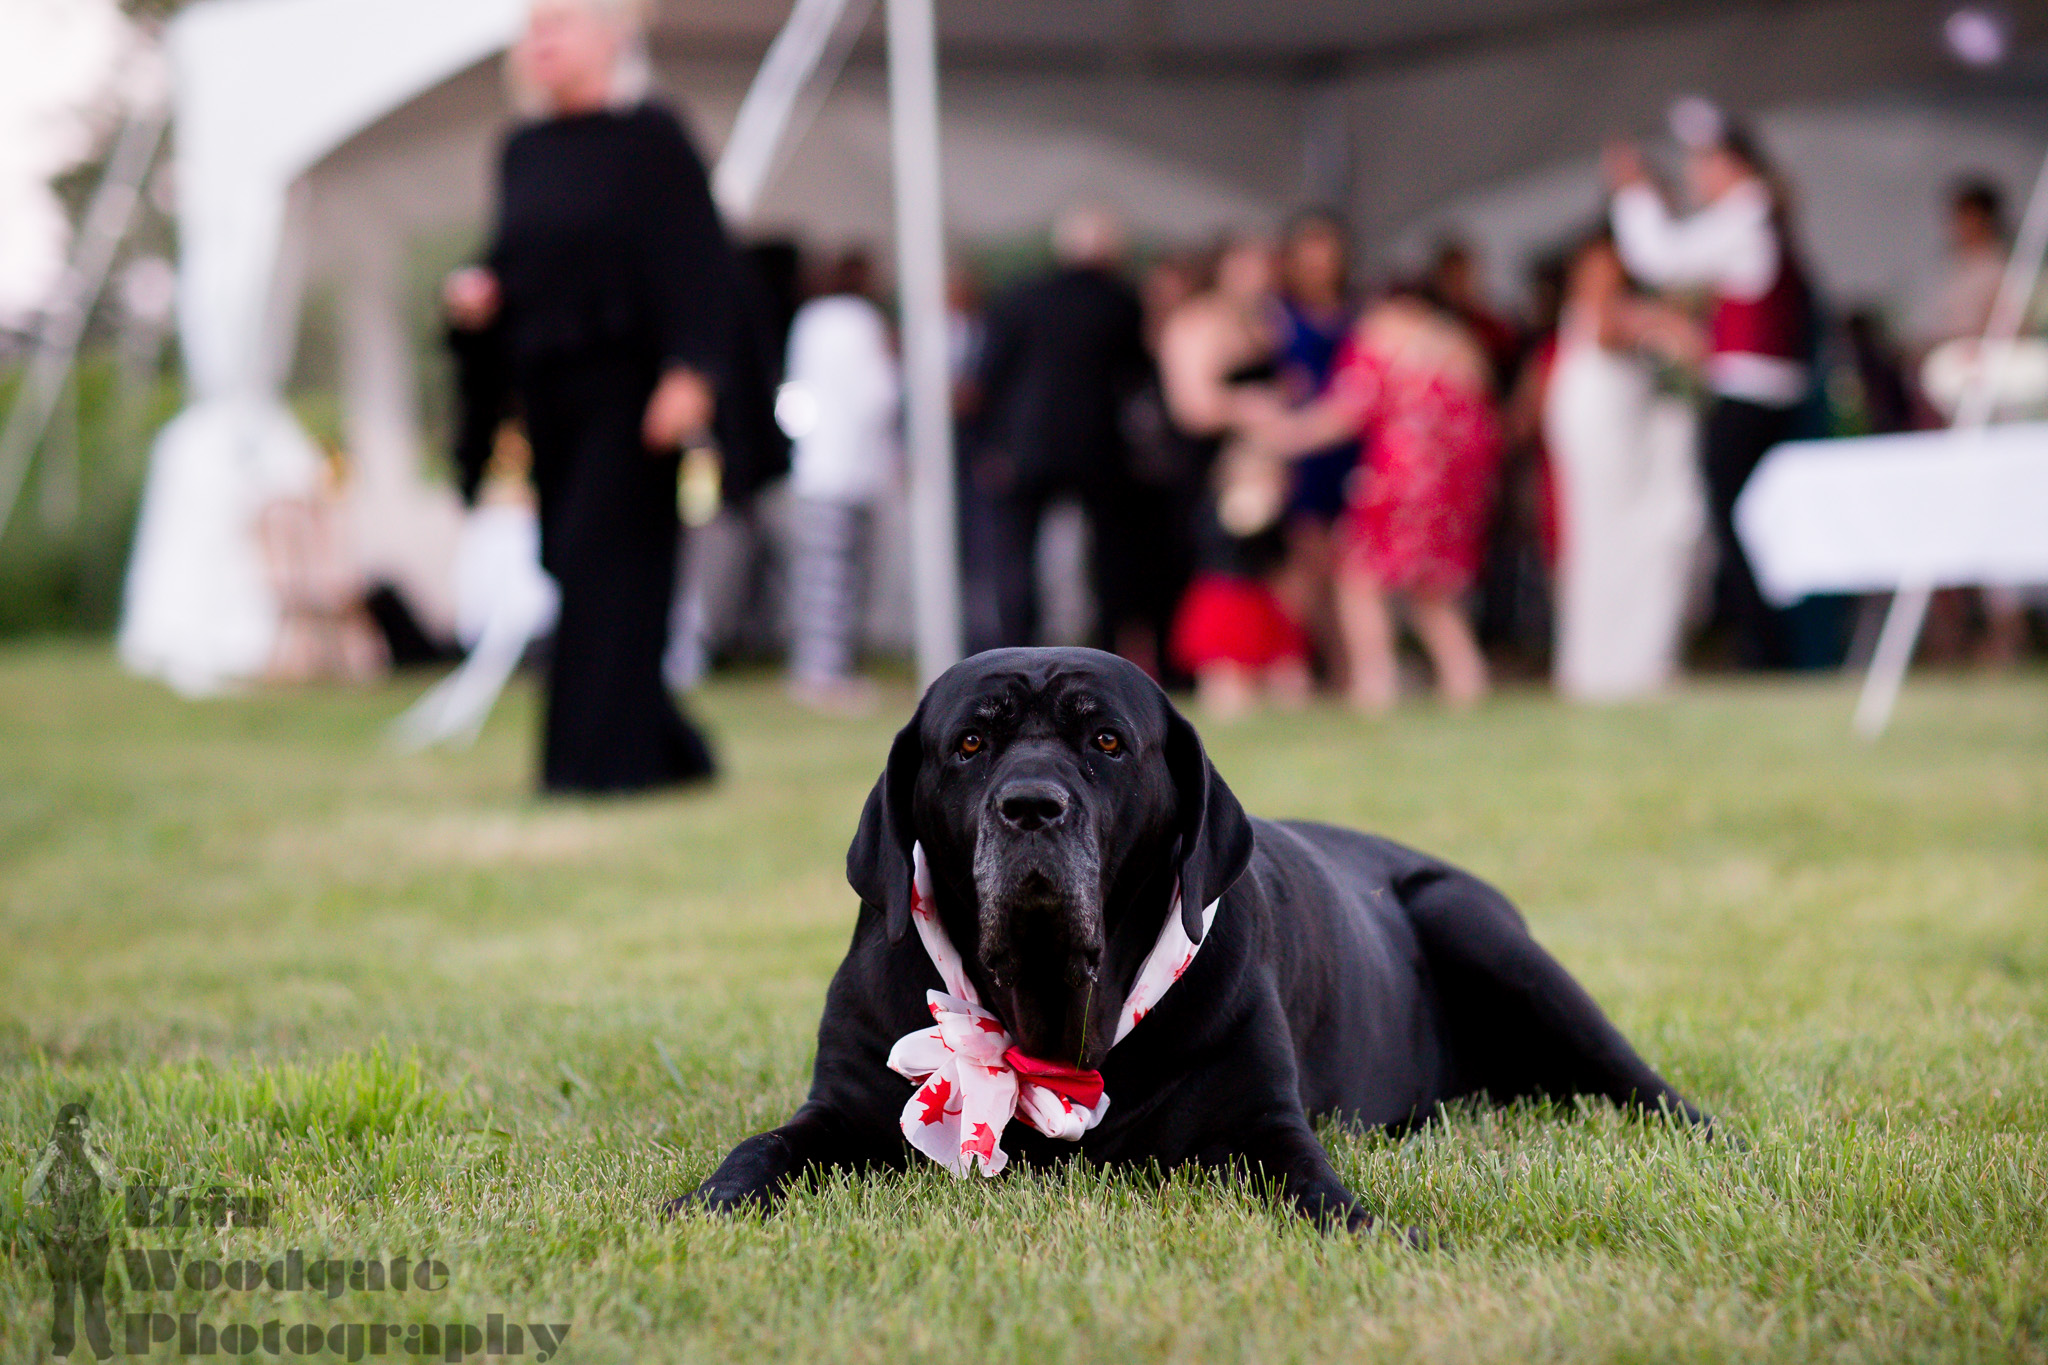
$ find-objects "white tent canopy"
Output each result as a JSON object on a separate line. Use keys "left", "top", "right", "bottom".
{"left": 117, "top": 0, "right": 2047, "bottom": 694}
{"left": 120, "top": 0, "right": 527, "bottom": 693}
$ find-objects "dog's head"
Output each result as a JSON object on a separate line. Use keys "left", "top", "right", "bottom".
{"left": 847, "top": 648, "right": 1253, "bottom": 1068}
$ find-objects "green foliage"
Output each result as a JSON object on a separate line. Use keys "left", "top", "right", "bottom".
{"left": 0, "top": 647, "right": 2044, "bottom": 1362}
{"left": 126, "top": 1045, "right": 446, "bottom": 1145}
{"left": 0, "top": 356, "right": 181, "bottom": 638}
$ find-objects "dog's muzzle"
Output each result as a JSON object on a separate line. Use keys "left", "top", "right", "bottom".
{"left": 972, "top": 778, "right": 1105, "bottom": 1057}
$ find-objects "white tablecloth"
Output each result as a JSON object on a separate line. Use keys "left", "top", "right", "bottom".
{"left": 1735, "top": 423, "right": 2048, "bottom": 605}
{"left": 117, "top": 398, "right": 321, "bottom": 696}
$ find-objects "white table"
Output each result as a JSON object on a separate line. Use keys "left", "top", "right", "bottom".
{"left": 1735, "top": 422, "right": 2048, "bottom": 735}
{"left": 1737, "top": 423, "right": 2048, "bottom": 604}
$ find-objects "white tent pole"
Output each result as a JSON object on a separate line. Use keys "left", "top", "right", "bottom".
{"left": 1952, "top": 151, "right": 2048, "bottom": 435}
{"left": 0, "top": 105, "right": 166, "bottom": 543}
{"left": 1852, "top": 141, "right": 2048, "bottom": 739}
{"left": 713, "top": 0, "right": 873, "bottom": 224}
{"left": 885, "top": 0, "right": 962, "bottom": 685}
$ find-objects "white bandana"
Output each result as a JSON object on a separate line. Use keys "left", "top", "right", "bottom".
{"left": 886, "top": 842, "right": 1220, "bottom": 1177}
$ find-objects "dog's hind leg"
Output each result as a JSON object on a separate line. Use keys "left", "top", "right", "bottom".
{"left": 1399, "top": 863, "right": 1712, "bottom": 1128}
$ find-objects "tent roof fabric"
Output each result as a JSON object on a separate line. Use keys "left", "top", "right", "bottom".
{"left": 648, "top": 0, "right": 2042, "bottom": 75}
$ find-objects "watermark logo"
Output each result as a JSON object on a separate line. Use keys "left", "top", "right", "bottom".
{"left": 27, "top": 1102, "right": 118, "bottom": 1360}
{"left": 114, "top": 1253, "right": 572, "bottom": 1360}
{"left": 124, "top": 1185, "right": 269, "bottom": 1230}
{"left": 120, "top": 1313, "right": 572, "bottom": 1362}
{"left": 25, "top": 1101, "right": 572, "bottom": 1361}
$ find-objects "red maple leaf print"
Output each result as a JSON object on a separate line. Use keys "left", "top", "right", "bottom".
{"left": 962, "top": 1123, "right": 998, "bottom": 1161}
{"left": 917, "top": 1078, "right": 954, "bottom": 1126}
{"left": 1129, "top": 1007, "right": 1147, "bottom": 1026}
{"left": 974, "top": 1016, "right": 1007, "bottom": 1034}
{"left": 928, "top": 1001, "right": 942, "bottom": 1018}
{"left": 1171, "top": 949, "right": 1195, "bottom": 981}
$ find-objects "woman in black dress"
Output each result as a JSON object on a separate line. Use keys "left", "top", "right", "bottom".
{"left": 447, "top": 0, "right": 727, "bottom": 793}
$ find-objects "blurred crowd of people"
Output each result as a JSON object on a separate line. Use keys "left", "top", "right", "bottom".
{"left": 924, "top": 102, "right": 2041, "bottom": 718}
{"left": 422, "top": 0, "right": 2040, "bottom": 795}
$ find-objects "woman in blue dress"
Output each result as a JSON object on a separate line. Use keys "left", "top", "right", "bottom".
{"left": 1269, "top": 210, "right": 1360, "bottom": 682}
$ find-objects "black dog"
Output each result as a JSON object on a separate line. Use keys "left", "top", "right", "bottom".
{"left": 688, "top": 648, "right": 1708, "bottom": 1229}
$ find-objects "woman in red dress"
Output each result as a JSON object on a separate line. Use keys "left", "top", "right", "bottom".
{"left": 1245, "top": 290, "right": 1501, "bottom": 712}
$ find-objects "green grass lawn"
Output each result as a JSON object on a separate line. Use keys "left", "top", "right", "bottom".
{"left": 2, "top": 642, "right": 2044, "bottom": 1363}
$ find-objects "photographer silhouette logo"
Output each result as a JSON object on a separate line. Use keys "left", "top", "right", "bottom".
{"left": 26, "top": 1101, "right": 118, "bottom": 1360}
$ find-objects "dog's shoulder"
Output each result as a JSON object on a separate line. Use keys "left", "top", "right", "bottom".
{"left": 1243, "top": 817, "right": 1438, "bottom": 892}
{"left": 1226, "top": 819, "right": 1456, "bottom": 957}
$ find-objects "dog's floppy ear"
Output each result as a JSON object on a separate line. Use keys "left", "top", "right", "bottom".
{"left": 846, "top": 706, "right": 925, "bottom": 943}
{"left": 1162, "top": 699, "right": 1254, "bottom": 942}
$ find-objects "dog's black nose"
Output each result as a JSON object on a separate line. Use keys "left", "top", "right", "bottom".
{"left": 995, "top": 781, "right": 1070, "bottom": 832}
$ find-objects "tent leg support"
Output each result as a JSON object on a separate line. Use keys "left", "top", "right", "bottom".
{"left": 886, "top": 0, "right": 962, "bottom": 685}
{"left": 1852, "top": 584, "right": 1930, "bottom": 740}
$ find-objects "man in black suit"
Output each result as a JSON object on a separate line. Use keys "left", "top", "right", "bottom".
{"left": 974, "top": 208, "right": 1152, "bottom": 653}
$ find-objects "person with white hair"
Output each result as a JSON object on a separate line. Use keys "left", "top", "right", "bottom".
{"left": 1604, "top": 99, "right": 1817, "bottom": 670}
{"left": 443, "top": 0, "right": 738, "bottom": 793}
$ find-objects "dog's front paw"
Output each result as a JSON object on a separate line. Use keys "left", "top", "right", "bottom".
{"left": 663, "top": 1132, "right": 801, "bottom": 1221}
{"left": 660, "top": 1180, "right": 765, "bottom": 1220}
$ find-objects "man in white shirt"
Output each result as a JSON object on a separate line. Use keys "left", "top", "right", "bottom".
{"left": 1607, "top": 100, "right": 1815, "bottom": 669}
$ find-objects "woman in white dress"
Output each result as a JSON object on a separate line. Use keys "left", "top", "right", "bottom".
{"left": 1543, "top": 233, "right": 1707, "bottom": 700}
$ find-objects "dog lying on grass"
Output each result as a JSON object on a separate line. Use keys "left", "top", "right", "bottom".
{"left": 683, "top": 648, "right": 1710, "bottom": 1230}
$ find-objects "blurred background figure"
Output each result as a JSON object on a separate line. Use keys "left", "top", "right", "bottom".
{"left": 1160, "top": 234, "right": 1312, "bottom": 718}
{"left": 661, "top": 239, "right": 798, "bottom": 689}
{"left": 391, "top": 424, "right": 560, "bottom": 753}
{"left": 1140, "top": 253, "right": 1207, "bottom": 356}
{"left": 780, "top": 249, "right": 900, "bottom": 712}
{"left": 444, "top": 0, "right": 730, "bottom": 794}
{"left": 1248, "top": 284, "right": 1501, "bottom": 713}
{"left": 946, "top": 261, "right": 986, "bottom": 416}
{"left": 1915, "top": 180, "right": 2009, "bottom": 352}
{"left": 1840, "top": 309, "right": 1917, "bottom": 437}
{"left": 1910, "top": 178, "right": 2030, "bottom": 666}
{"left": 1606, "top": 99, "right": 1816, "bottom": 671}
{"left": 258, "top": 445, "right": 389, "bottom": 685}
{"left": 1270, "top": 209, "right": 1359, "bottom": 685}
{"left": 949, "top": 261, "right": 1006, "bottom": 656}
{"left": 1430, "top": 237, "right": 1555, "bottom": 678}
{"left": 1100, "top": 248, "right": 1212, "bottom": 683}
{"left": 975, "top": 205, "right": 1151, "bottom": 653}
{"left": 1477, "top": 248, "right": 1569, "bottom": 678}
{"left": 1428, "top": 237, "right": 1523, "bottom": 393}
{"left": 1543, "top": 230, "right": 1706, "bottom": 700}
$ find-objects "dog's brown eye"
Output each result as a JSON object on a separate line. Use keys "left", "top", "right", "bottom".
{"left": 1094, "top": 731, "right": 1121, "bottom": 755}
{"left": 957, "top": 733, "right": 984, "bottom": 757}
